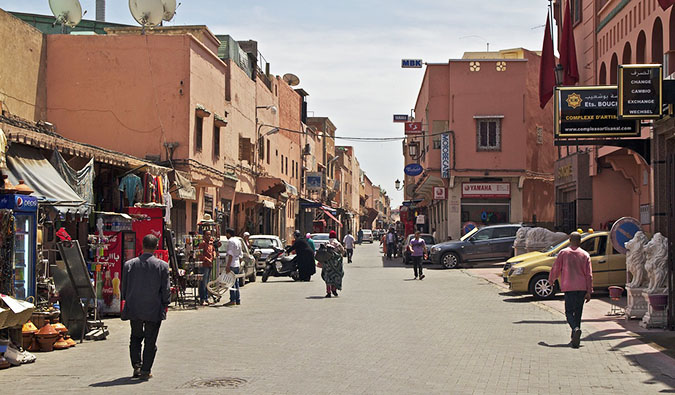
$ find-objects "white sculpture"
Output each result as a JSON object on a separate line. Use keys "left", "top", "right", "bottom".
{"left": 625, "top": 231, "right": 648, "bottom": 288}
{"left": 644, "top": 233, "right": 669, "bottom": 294}
{"left": 524, "top": 227, "right": 568, "bottom": 251}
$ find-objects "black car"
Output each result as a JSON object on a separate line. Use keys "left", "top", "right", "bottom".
{"left": 429, "top": 224, "right": 521, "bottom": 269}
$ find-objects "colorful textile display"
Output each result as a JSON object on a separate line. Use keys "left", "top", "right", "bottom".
{"left": 119, "top": 174, "right": 142, "bottom": 206}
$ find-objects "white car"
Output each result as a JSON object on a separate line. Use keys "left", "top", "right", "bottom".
{"left": 249, "top": 235, "right": 284, "bottom": 272}
{"left": 310, "top": 233, "right": 330, "bottom": 249}
{"left": 362, "top": 229, "right": 373, "bottom": 243}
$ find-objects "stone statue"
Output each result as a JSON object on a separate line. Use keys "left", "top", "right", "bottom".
{"left": 644, "top": 233, "right": 668, "bottom": 294}
{"left": 525, "top": 227, "right": 568, "bottom": 251}
{"left": 625, "top": 231, "right": 648, "bottom": 288}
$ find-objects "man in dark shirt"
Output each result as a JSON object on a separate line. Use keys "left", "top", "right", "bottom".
{"left": 121, "top": 234, "right": 170, "bottom": 380}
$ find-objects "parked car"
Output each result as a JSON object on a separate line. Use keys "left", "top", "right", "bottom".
{"left": 249, "top": 235, "right": 284, "bottom": 272}
{"left": 429, "top": 224, "right": 521, "bottom": 269}
{"left": 218, "top": 236, "right": 257, "bottom": 285}
{"left": 310, "top": 233, "right": 330, "bottom": 249}
{"left": 403, "top": 233, "right": 436, "bottom": 264}
{"left": 505, "top": 231, "right": 626, "bottom": 299}
{"left": 361, "top": 229, "right": 373, "bottom": 243}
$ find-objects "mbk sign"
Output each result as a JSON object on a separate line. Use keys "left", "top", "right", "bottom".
{"left": 404, "top": 122, "right": 423, "bottom": 135}
{"left": 401, "top": 59, "right": 423, "bottom": 68}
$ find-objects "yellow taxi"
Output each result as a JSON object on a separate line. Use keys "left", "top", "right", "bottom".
{"left": 504, "top": 231, "right": 626, "bottom": 299}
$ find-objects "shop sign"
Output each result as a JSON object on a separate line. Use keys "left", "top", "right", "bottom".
{"left": 404, "top": 122, "right": 423, "bottom": 135}
{"left": 433, "top": 186, "right": 446, "bottom": 200}
{"left": 555, "top": 86, "right": 640, "bottom": 138}
{"left": 393, "top": 114, "right": 409, "bottom": 123}
{"left": 461, "top": 182, "right": 510, "bottom": 198}
{"left": 401, "top": 59, "right": 423, "bottom": 68}
{"left": 404, "top": 163, "right": 423, "bottom": 176}
{"left": 416, "top": 214, "right": 426, "bottom": 224}
{"left": 618, "top": 64, "right": 662, "bottom": 119}
{"left": 306, "top": 172, "right": 323, "bottom": 191}
{"left": 204, "top": 194, "right": 213, "bottom": 213}
{"left": 441, "top": 133, "right": 450, "bottom": 178}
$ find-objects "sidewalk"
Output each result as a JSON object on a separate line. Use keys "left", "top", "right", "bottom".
{"left": 465, "top": 263, "right": 675, "bottom": 381}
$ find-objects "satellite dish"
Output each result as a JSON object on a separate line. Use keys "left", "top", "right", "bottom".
{"left": 283, "top": 73, "right": 301, "bottom": 86}
{"left": 161, "top": 0, "right": 177, "bottom": 21}
{"left": 129, "top": 0, "right": 164, "bottom": 28}
{"left": 49, "top": 0, "right": 83, "bottom": 29}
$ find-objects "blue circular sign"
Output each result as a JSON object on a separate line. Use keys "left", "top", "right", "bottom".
{"left": 610, "top": 217, "right": 641, "bottom": 255}
{"left": 404, "top": 163, "right": 423, "bottom": 176}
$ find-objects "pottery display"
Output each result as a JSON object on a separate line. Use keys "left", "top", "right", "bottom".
{"left": 36, "top": 321, "right": 59, "bottom": 352}
{"left": 14, "top": 180, "right": 34, "bottom": 195}
{"left": 51, "top": 322, "right": 68, "bottom": 334}
{"left": 64, "top": 336, "right": 76, "bottom": 347}
{"left": 22, "top": 321, "right": 38, "bottom": 349}
{"left": 0, "top": 175, "right": 16, "bottom": 194}
{"left": 53, "top": 335, "right": 69, "bottom": 350}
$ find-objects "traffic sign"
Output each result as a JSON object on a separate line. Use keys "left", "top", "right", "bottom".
{"left": 401, "top": 59, "right": 423, "bottom": 68}
{"left": 610, "top": 216, "right": 642, "bottom": 254}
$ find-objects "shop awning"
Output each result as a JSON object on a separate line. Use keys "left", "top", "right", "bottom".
{"left": 6, "top": 144, "right": 90, "bottom": 216}
{"left": 321, "top": 208, "right": 342, "bottom": 227}
{"left": 258, "top": 176, "right": 298, "bottom": 198}
{"left": 300, "top": 198, "right": 322, "bottom": 208}
{"left": 171, "top": 170, "right": 196, "bottom": 200}
{"left": 414, "top": 174, "right": 445, "bottom": 199}
{"left": 235, "top": 192, "right": 277, "bottom": 208}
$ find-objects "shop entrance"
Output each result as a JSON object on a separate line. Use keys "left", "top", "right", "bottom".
{"left": 461, "top": 202, "right": 510, "bottom": 225}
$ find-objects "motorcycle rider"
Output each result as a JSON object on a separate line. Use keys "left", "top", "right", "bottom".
{"left": 286, "top": 230, "right": 315, "bottom": 281}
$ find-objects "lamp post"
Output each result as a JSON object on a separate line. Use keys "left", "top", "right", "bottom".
{"left": 394, "top": 179, "right": 403, "bottom": 191}
{"left": 407, "top": 141, "right": 420, "bottom": 159}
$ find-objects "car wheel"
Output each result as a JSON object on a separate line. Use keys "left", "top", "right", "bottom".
{"left": 530, "top": 274, "right": 555, "bottom": 299}
{"left": 441, "top": 252, "right": 460, "bottom": 269}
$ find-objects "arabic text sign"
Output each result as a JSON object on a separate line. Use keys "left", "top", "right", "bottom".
{"left": 618, "top": 64, "right": 662, "bottom": 119}
{"left": 462, "top": 183, "right": 510, "bottom": 199}
{"left": 555, "top": 86, "right": 640, "bottom": 138}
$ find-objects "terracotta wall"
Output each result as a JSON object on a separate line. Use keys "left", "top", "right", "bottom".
{"left": 0, "top": 9, "right": 47, "bottom": 122}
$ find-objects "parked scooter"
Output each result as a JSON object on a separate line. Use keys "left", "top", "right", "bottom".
{"left": 261, "top": 247, "right": 300, "bottom": 282}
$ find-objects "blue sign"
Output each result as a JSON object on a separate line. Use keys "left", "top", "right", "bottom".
{"left": 401, "top": 59, "right": 423, "bottom": 68}
{"left": 404, "top": 163, "right": 423, "bottom": 176}
{"left": 610, "top": 217, "right": 641, "bottom": 255}
{"left": 393, "top": 114, "right": 409, "bottom": 123}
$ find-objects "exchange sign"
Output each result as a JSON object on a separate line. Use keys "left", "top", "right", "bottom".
{"left": 554, "top": 86, "right": 639, "bottom": 138}
{"left": 618, "top": 64, "right": 662, "bottom": 119}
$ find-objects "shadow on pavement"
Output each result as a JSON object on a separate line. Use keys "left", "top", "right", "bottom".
{"left": 305, "top": 296, "right": 329, "bottom": 300}
{"left": 537, "top": 341, "right": 575, "bottom": 348}
{"left": 90, "top": 377, "right": 144, "bottom": 387}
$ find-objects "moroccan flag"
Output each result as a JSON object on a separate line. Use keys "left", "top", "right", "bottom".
{"left": 560, "top": 1, "right": 579, "bottom": 85}
{"left": 539, "top": 14, "right": 556, "bottom": 109}
{"left": 658, "top": 0, "right": 675, "bottom": 10}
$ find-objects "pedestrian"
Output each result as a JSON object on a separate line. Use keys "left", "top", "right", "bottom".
{"left": 357, "top": 228, "right": 363, "bottom": 244}
{"left": 407, "top": 231, "right": 427, "bottom": 280}
{"left": 323, "top": 230, "right": 345, "bottom": 297}
{"left": 242, "top": 231, "right": 251, "bottom": 249}
{"left": 548, "top": 232, "right": 593, "bottom": 348}
{"left": 306, "top": 233, "right": 316, "bottom": 253}
{"left": 386, "top": 228, "right": 396, "bottom": 260}
{"left": 197, "top": 230, "right": 217, "bottom": 306}
{"left": 120, "top": 234, "right": 170, "bottom": 380}
{"left": 286, "top": 230, "right": 315, "bottom": 281}
{"left": 343, "top": 230, "right": 355, "bottom": 263}
{"left": 432, "top": 228, "right": 438, "bottom": 242}
{"left": 223, "top": 228, "right": 243, "bottom": 307}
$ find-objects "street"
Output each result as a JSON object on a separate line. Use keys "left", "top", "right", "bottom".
{"left": 2, "top": 243, "right": 674, "bottom": 394}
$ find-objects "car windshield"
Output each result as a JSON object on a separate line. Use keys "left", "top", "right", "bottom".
{"left": 363, "top": 230, "right": 372, "bottom": 234}
{"left": 251, "top": 238, "right": 275, "bottom": 248}
{"left": 544, "top": 239, "right": 569, "bottom": 252}
{"left": 312, "top": 234, "right": 329, "bottom": 240}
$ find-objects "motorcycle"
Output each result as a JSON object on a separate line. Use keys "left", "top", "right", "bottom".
{"left": 261, "top": 247, "right": 300, "bottom": 282}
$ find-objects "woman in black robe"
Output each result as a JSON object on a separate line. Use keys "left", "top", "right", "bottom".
{"left": 286, "top": 231, "right": 315, "bottom": 281}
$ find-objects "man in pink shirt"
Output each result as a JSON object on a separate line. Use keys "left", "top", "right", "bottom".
{"left": 548, "top": 232, "right": 593, "bottom": 348}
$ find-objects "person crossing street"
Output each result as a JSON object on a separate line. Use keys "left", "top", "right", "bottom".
{"left": 343, "top": 230, "right": 355, "bottom": 263}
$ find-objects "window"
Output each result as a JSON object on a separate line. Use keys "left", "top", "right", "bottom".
{"left": 292, "top": 160, "right": 295, "bottom": 178}
{"left": 571, "top": 0, "right": 581, "bottom": 25}
{"left": 432, "top": 138, "right": 441, "bottom": 149}
{"left": 213, "top": 124, "right": 220, "bottom": 159}
{"left": 580, "top": 238, "right": 598, "bottom": 256}
{"left": 285, "top": 157, "right": 288, "bottom": 175}
{"left": 239, "top": 137, "right": 253, "bottom": 162}
{"left": 493, "top": 227, "right": 518, "bottom": 238}
{"left": 195, "top": 116, "right": 203, "bottom": 152}
{"left": 476, "top": 118, "right": 501, "bottom": 151}
{"left": 281, "top": 154, "right": 284, "bottom": 173}
{"left": 266, "top": 140, "right": 271, "bottom": 165}
{"left": 472, "top": 228, "right": 494, "bottom": 241}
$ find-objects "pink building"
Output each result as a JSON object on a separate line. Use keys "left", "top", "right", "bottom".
{"left": 406, "top": 48, "right": 555, "bottom": 240}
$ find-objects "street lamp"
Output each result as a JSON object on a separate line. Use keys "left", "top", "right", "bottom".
{"left": 407, "top": 141, "right": 419, "bottom": 159}
{"left": 554, "top": 64, "right": 564, "bottom": 86}
{"left": 256, "top": 105, "right": 278, "bottom": 114}
{"left": 395, "top": 179, "right": 402, "bottom": 191}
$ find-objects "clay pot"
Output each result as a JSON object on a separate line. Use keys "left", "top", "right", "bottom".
{"left": 53, "top": 335, "right": 69, "bottom": 350}
{"left": 64, "top": 336, "right": 76, "bottom": 347}
{"left": 14, "top": 180, "right": 34, "bottom": 195}
{"left": 0, "top": 175, "right": 16, "bottom": 193}
{"left": 22, "top": 321, "right": 38, "bottom": 349}
{"left": 36, "top": 321, "right": 59, "bottom": 352}
{"left": 27, "top": 337, "right": 40, "bottom": 352}
{"left": 51, "top": 322, "right": 68, "bottom": 334}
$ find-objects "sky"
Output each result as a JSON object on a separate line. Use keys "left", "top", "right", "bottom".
{"left": 2, "top": 0, "right": 551, "bottom": 207}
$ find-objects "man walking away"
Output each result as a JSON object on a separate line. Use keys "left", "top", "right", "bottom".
{"left": 408, "top": 231, "right": 427, "bottom": 280}
{"left": 357, "top": 228, "right": 364, "bottom": 245}
{"left": 549, "top": 232, "right": 592, "bottom": 348}
{"left": 386, "top": 228, "right": 396, "bottom": 260}
{"left": 121, "top": 234, "right": 170, "bottom": 380}
{"left": 224, "top": 228, "right": 243, "bottom": 306}
{"left": 343, "top": 231, "right": 355, "bottom": 263}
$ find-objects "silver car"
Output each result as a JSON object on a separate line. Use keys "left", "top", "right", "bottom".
{"left": 362, "top": 229, "right": 373, "bottom": 243}
{"left": 310, "top": 233, "right": 330, "bottom": 249}
{"left": 249, "top": 235, "right": 284, "bottom": 272}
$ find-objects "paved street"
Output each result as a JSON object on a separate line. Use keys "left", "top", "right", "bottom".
{"left": 2, "top": 243, "right": 675, "bottom": 394}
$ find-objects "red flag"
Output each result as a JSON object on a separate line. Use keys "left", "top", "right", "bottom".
{"left": 560, "top": 1, "right": 579, "bottom": 85}
{"left": 658, "top": 0, "right": 675, "bottom": 10}
{"left": 539, "top": 14, "right": 556, "bottom": 109}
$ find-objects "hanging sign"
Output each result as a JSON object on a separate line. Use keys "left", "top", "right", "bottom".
{"left": 441, "top": 133, "right": 450, "bottom": 178}
{"left": 404, "top": 163, "right": 423, "bottom": 176}
{"left": 555, "top": 86, "right": 640, "bottom": 138}
{"left": 618, "top": 64, "right": 662, "bottom": 119}
{"left": 404, "top": 122, "right": 423, "bottom": 135}
{"left": 433, "top": 187, "right": 446, "bottom": 200}
{"left": 401, "top": 59, "right": 423, "bottom": 68}
{"left": 393, "top": 114, "right": 409, "bottom": 123}
{"left": 306, "top": 172, "right": 323, "bottom": 191}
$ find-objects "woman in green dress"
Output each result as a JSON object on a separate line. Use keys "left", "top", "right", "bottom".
{"left": 323, "top": 230, "right": 344, "bottom": 298}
